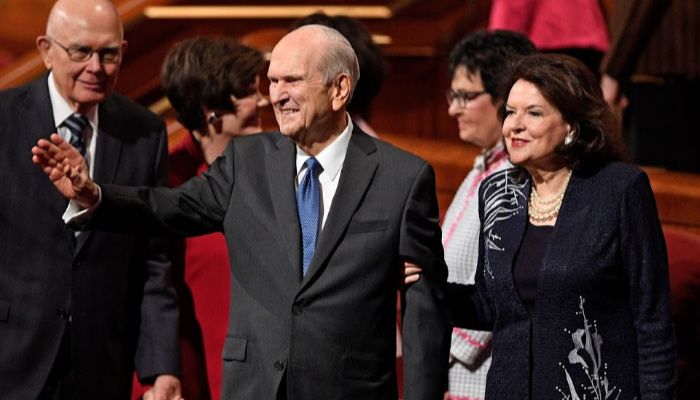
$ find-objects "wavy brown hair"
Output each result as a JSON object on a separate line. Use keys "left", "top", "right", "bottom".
{"left": 161, "top": 37, "right": 264, "bottom": 131}
{"left": 498, "top": 53, "right": 626, "bottom": 173}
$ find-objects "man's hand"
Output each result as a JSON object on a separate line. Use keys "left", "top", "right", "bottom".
{"left": 142, "top": 374, "right": 183, "bottom": 400}
{"left": 600, "top": 74, "right": 629, "bottom": 123}
{"left": 31, "top": 133, "right": 99, "bottom": 208}
{"left": 402, "top": 260, "right": 423, "bottom": 286}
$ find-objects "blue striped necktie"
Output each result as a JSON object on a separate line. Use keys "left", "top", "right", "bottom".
{"left": 297, "top": 157, "right": 322, "bottom": 277}
{"left": 64, "top": 114, "right": 89, "bottom": 164}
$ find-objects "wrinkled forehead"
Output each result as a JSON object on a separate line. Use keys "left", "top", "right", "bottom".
{"left": 269, "top": 37, "right": 323, "bottom": 78}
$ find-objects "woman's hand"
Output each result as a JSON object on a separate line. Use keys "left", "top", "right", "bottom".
{"left": 402, "top": 260, "right": 423, "bottom": 286}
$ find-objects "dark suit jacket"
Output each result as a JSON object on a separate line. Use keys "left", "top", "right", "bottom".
{"left": 0, "top": 75, "right": 180, "bottom": 400}
{"left": 450, "top": 163, "right": 677, "bottom": 399}
{"left": 90, "top": 127, "right": 451, "bottom": 400}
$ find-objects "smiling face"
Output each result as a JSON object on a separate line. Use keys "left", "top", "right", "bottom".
{"left": 267, "top": 27, "right": 348, "bottom": 149}
{"left": 37, "top": 0, "right": 126, "bottom": 113}
{"left": 268, "top": 33, "right": 331, "bottom": 138}
{"left": 502, "top": 79, "right": 572, "bottom": 172}
{"left": 447, "top": 65, "right": 502, "bottom": 149}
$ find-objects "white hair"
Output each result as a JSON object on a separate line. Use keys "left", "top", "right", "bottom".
{"left": 302, "top": 25, "right": 360, "bottom": 99}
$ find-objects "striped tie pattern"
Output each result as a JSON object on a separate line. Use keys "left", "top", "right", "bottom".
{"left": 64, "top": 114, "right": 89, "bottom": 162}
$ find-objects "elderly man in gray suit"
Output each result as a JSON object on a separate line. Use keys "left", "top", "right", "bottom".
{"left": 33, "top": 24, "right": 450, "bottom": 400}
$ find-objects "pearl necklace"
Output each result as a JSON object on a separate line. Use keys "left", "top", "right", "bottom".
{"left": 528, "top": 170, "right": 573, "bottom": 222}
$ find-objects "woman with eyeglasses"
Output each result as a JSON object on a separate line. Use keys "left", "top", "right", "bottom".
{"left": 132, "top": 37, "right": 268, "bottom": 400}
{"left": 439, "top": 30, "right": 535, "bottom": 400}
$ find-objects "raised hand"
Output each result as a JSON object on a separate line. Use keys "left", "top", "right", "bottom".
{"left": 31, "top": 133, "right": 99, "bottom": 208}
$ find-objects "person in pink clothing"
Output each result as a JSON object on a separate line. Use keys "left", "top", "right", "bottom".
{"left": 132, "top": 37, "right": 268, "bottom": 400}
{"left": 489, "top": 0, "right": 609, "bottom": 77}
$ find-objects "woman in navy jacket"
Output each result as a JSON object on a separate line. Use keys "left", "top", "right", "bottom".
{"left": 447, "top": 53, "right": 677, "bottom": 399}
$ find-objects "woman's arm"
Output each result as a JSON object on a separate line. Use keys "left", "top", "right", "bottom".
{"left": 620, "top": 170, "right": 677, "bottom": 398}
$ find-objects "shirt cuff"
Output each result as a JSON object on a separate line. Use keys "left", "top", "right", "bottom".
{"left": 62, "top": 185, "right": 102, "bottom": 224}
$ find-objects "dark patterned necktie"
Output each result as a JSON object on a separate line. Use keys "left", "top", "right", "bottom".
{"left": 297, "top": 157, "right": 322, "bottom": 277}
{"left": 64, "top": 114, "right": 89, "bottom": 164}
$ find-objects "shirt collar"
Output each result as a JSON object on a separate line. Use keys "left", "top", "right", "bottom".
{"left": 48, "top": 71, "right": 98, "bottom": 130}
{"left": 296, "top": 114, "right": 353, "bottom": 182}
{"left": 473, "top": 142, "right": 508, "bottom": 172}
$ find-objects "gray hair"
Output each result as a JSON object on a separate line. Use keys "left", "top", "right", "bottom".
{"left": 309, "top": 25, "right": 360, "bottom": 100}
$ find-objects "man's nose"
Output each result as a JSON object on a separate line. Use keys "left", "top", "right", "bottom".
{"left": 269, "top": 82, "right": 288, "bottom": 104}
{"left": 84, "top": 52, "right": 105, "bottom": 72}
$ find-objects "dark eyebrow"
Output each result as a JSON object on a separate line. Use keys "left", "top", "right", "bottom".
{"left": 70, "top": 43, "right": 120, "bottom": 51}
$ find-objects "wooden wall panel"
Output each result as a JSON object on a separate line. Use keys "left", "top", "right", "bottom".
{"left": 381, "top": 133, "right": 700, "bottom": 235}
{"left": 5, "top": 0, "right": 697, "bottom": 233}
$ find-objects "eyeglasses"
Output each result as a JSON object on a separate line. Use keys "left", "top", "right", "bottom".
{"left": 445, "top": 89, "right": 488, "bottom": 108}
{"left": 48, "top": 37, "right": 122, "bottom": 64}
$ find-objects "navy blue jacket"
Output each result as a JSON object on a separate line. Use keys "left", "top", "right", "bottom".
{"left": 450, "top": 162, "right": 677, "bottom": 399}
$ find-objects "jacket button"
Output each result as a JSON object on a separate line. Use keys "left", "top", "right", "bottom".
{"left": 291, "top": 305, "right": 302, "bottom": 316}
{"left": 274, "top": 361, "right": 285, "bottom": 371}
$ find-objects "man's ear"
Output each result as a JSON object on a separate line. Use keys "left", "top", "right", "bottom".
{"left": 331, "top": 73, "right": 352, "bottom": 112}
{"left": 36, "top": 36, "right": 53, "bottom": 70}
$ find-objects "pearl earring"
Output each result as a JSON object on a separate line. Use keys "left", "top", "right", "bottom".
{"left": 564, "top": 135, "right": 573, "bottom": 145}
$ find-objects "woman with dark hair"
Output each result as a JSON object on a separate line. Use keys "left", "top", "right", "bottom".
{"left": 408, "top": 53, "right": 676, "bottom": 399}
{"left": 163, "top": 37, "right": 268, "bottom": 173}
{"left": 441, "top": 30, "right": 535, "bottom": 400}
{"left": 155, "top": 37, "right": 267, "bottom": 400}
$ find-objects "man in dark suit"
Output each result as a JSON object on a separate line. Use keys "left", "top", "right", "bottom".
{"left": 1, "top": 0, "right": 181, "bottom": 399}
{"left": 33, "top": 24, "right": 450, "bottom": 400}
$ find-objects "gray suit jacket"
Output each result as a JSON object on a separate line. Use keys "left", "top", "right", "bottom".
{"left": 92, "top": 126, "right": 451, "bottom": 400}
{"left": 0, "top": 75, "right": 180, "bottom": 400}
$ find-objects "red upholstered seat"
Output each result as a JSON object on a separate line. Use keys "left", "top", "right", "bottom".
{"left": 663, "top": 227, "right": 700, "bottom": 400}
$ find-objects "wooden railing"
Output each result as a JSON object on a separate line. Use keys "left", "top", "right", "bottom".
{"left": 4, "top": 0, "right": 697, "bottom": 235}
{"left": 0, "top": 0, "right": 177, "bottom": 90}
{"left": 164, "top": 124, "right": 700, "bottom": 235}
{"left": 380, "top": 133, "right": 700, "bottom": 235}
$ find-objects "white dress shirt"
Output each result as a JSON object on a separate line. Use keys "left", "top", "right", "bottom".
{"left": 47, "top": 71, "right": 99, "bottom": 177}
{"left": 48, "top": 72, "right": 101, "bottom": 223}
{"left": 295, "top": 116, "right": 353, "bottom": 230}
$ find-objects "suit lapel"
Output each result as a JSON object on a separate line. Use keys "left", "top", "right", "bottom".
{"left": 493, "top": 180, "right": 529, "bottom": 306}
{"left": 22, "top": 77, "right": 57, "bottom": 148}
{"left": 301, "top": 130, "right": 378, "bottom": 288}
{"left": 23, "top": 77, "right": 77, "bottom": 250}
{"left": 266, "top": 135, "right": 304, "bottom": 282}
{"left": 75, "top": 98, "right": 123, "bottom": 256}
{"left": 92, "top": 98, "right": 123, "bottom": 184}
{"left": 539, "top": 173, "right": 590, "bottom": 278}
